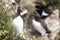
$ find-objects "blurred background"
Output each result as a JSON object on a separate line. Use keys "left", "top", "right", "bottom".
{"left": 0, "top": 0, "right": 60, "bottom": 40}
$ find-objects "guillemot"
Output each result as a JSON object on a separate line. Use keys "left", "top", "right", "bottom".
{"left": 32, "top": 14, "right": 51, "bottom": 36}
{"left": 13, "top": 7, "right": 27, "bottom": 36}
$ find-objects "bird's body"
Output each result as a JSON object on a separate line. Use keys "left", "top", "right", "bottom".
{"left": 31, "top": 2, "right": 53, "bottom": 36}
{"left": 12, "top": 6, "right": 28, "bottom": 36}
{"left": 32, "top": 19, "right": 47, "bottom": 36}
{"left": 13, "top": 16, "right": 23, "bottom": 36}
{"left": 32, "top": 14, "right": 51, "bottom": 36}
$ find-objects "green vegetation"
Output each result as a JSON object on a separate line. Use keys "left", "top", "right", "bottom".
{"left": 0, "top": 6, "right": 13, "bottom": 40}
{"left": 0, "top": 4, "right": 25, "bottom": 40}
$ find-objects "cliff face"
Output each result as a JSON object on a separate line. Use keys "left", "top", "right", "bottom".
{"left": 45, "top": 9, "right": 59, "bottom": 33}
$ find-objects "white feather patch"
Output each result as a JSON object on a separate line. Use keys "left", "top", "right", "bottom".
{"left": 13, "top": 16, "right": 23, "bottom": 36}
{"left": 32, "top": 19, "right": 47, "bottom": 36}
{"left": 42, "top": 11, "right": 48, "bottom": 16}
{"left": 20, "top": 9, "right": 28, "bottom": 16}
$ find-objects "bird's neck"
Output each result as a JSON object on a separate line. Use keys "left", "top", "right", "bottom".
{"left": 33, "top": 16, "right": 41, "bottom": 22}
{"left": 12, "top": 12, "right": 20, "bottom": 19}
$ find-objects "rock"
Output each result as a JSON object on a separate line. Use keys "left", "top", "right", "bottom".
{"left": 45, "top": 9, "right": 59, "bottom": 33}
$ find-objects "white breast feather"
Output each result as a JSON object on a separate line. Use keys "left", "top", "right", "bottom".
{"left": 13, "top": 16, "right": 23, "bottom": 36}
{"left": 32, "top": 19, "right": 47, "bottom": 36}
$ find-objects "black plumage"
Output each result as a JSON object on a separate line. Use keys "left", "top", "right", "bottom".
{"left": 33, "top": 14, "right": 51, "bottom": 34}
{"left": 35, "top": 2, "right": 52, "bottom": 19}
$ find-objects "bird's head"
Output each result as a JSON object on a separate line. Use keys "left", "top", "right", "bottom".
{"left": 35, "top": 2, "right": 53, "bottom": 19}
{"left": 17, "top": 6, "right": 28, "bottom": 17}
